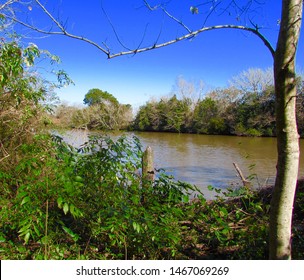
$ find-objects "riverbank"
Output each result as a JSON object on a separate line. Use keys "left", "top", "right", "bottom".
{"left": 2, "top": 180, "right": 304, "bottom": 260}
{"left": 177, "top": 181, "right": 304, "bottom": 259}
{"left": 1, "top": 132, "right": 303, "bottom": 260}
{"left": 52, "top": 129, "right": 304, "bottom": 199}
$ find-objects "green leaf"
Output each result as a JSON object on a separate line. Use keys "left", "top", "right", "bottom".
{"left": 40, "top": 236, "right": 49, "bottom": 245}
{"left": 74, "top": 175, "right": 83, "bottom": 182}
{"left": 63, "top": 203, "right": 69, "bottom": 215}
{"left": 69, "top": 204, "right": 75, "bottom": 215}
{"left": 254, "top": 204, "right": 264, "bottom": 212}
{"left": 57, "top": 197, "right": 63, "bottom": 208}
{"left": 214, "top": 188, "right": 222, "bottom": 194}
{"left": 24, "top": 232, "right": 31, "bottom": 243}
{"left": 18, "top": 224, "right": 31, "bottom": 234}
{"left": 21, "top": 196, "right": 30, "bottom": 205}
{"left": 133, "top": 222, "right": 140, "bottom": 233}
{"left": 33, "top": 225, "right": 41, "bottom": 237}
{"left": 219, "top": 207, "right": 228, "bottom": 217}
{"left": 0, "top": 234, "right": 6, "bottom": 243}
{"left": 62, "top": 226, "right": 79, "bottom": 242}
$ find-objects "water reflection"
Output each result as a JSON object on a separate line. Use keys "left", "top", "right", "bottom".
{"left": 57, "top": 130, "right": 304, "bottom": 199}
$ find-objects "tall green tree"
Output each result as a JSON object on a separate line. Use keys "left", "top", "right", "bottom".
{"left": 193, "top": 97, "right": 226, "bottom": 134}
{"left": 83, "top": 88, "right": 119, "bottom": 107}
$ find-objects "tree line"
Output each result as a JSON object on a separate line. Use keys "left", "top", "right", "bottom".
{"left": 53, "top": 88, "right": 133, "bottom": 130}
{"left": 133, "top": 69, "right": 304, "bottom": 137}
{"left": 53, "top": 68, "right": 304, "bottom": 138}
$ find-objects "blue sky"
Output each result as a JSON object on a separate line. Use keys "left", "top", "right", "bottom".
{"left": 14, "top": 0, "right": 304, "bottom": 108}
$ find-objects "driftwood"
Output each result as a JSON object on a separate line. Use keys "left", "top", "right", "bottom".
{"left": 233, "top": 162, "right": 252, "bottom": 188}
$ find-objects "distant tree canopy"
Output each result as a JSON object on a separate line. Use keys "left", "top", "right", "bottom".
{"left": 133, "top": 68, "right": 304, "bottom": 137}
{"left": 54, "top": 88, "right": 132, "bottom": 130}
{"left": 83, "top": 88, "right": 119, "bottom": 107}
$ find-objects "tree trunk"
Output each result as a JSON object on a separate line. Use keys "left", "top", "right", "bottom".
{"left": 270, "top": 0, "right": 302, "bottom": 259}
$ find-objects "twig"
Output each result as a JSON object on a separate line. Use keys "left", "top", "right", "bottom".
{"left": 0, "top": 0, "right": 16, "bottom": 11}
{"left": 100, "top": 4, "right": 132, "bottom": 52}
{"left": 160, "top": 6, "right": 192, "bottom": 33}
{"left": 7, "top": 0, "right": 111, "bottom": 57}
{"left": 233, "top": 162, "right": 252, "bottom": 188}
{"left": 202, "top": 0, "right": 222, "bottom": 27}
{"left": 0, "top": 154, "right": 10, "bottom": 163}
{"left": 44, "top": 198, "right": 49, "bottom": 259}
{"left": 108, "top": 25, "right": 275, "bottom": 58}
{"left": 83, "top": 235, "right": 92, "bottom": 256}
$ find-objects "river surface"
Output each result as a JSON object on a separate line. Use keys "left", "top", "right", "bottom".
{"left": 58, "top": 130, "right": 304, "bottom": 199}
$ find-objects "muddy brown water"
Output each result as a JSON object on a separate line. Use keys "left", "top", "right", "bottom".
{"left": 58, "top": 130, "right": 304, "bottom": 199}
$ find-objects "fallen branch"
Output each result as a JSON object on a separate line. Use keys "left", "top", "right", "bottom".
{"left": 233, "top": 162, "right": 252, "bottom": 188}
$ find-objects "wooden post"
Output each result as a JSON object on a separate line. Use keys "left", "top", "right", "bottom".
{"left": 142, "top": 146, "right": 155, "bottom": 188}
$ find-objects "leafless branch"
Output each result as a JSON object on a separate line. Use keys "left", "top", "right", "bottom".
{"left": 108, "top": 24, "right": 275, "bottom": 59}
{"left": 9, "top": 14, "right": 111, "bottom": 56}
{"left": 0, "top": 0, "right": 17, "bottom": 11}
{"left": 100, "top": 4, "right": 132, "bottom": 52}
{"left": 134, "top": 23, "right": 150, "bottom": 53}
{"left": 6, "top": 0, "right": 111, "bottom": 57}
{"left": 153, "top": 13, "right": 165, "bottom": 46}
{"left": 160, "top": 6, "right": 192, "bottom": 33}
{"left": 143, "top": 0, "right": 192, "bottom": 33}
{"left": 143, "top": 0, "right": 161, "bottom": 11}
{"left": 202, "top": 0, "right": 222, "bottom": 27}
{"left": 0, "top": 0, "right": 19, "bottom": 30}
{"left": 5, "top": 0, "right": 275, "bottom": 60}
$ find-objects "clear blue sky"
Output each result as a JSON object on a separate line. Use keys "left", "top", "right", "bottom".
{"left": 15, "top": 0, "right": 304, "bottom": 108}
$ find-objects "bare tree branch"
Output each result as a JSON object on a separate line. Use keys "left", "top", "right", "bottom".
{"left": 160, "top": 6, "right": 192, "bottom": 33}
{"left": 8, "top": 14, "right": 111, "bottom": 56}
{"left": 0, "top": 0, "right": 19, "bottom": 30}
{"left": 4, "top": 0, "right": 275, "bottom": 60}
{"left": 0, "top": 0, "right": 17, "bottom": 11}
{"left": 202, "top": 0, "right": 222, "bottom": 27}
{"left": 108, "top": 24, "right": 275, "bottom": 59}
{"left": 100, "top": 3, "right": 133, "bottom": 52}
{"left": 143, "top": 0, "right": 161, "bottom": 11}
{"left": 5, "top": 0, "right": 111, "bottom": 57}
{"left": 143, "top": 0, "right": 192, "bottom": 33}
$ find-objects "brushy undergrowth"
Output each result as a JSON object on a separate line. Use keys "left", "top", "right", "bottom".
{"left": 0, "top": 134, "right": 194, "bottom": 260}
{"left": 1, "top": 134, "right": 303, "bottom": 260}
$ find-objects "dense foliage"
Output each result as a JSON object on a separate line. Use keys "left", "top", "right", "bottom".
{"left": 53, "top": 89, "right": 132, "bottom": 130}
{"left": 83, "top": 88, "right": 119, "bottom": 107}
{"left": 54, "top": 102, "right": 132, "bottom": 131}
{"left": 0, "top": 133, "right": 194, "bottom": 259}
{"left": 133, "top": 71, "right": 304, "bottom": 137}
{"left": 0, "top": 38, "right": 70, "bottom": 171}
